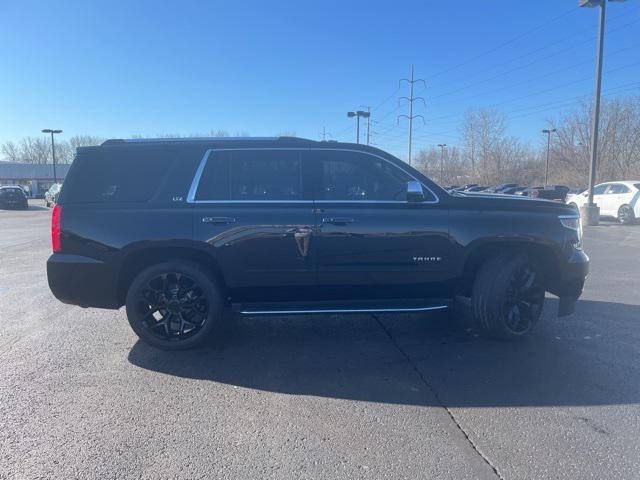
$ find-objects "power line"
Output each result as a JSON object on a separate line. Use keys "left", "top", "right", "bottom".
{"left": 428, "top": 42, "right": 640, "bottom": 110}
{"left": 424, "top": 60, "right": 640, "bottom": 125}
{"left": 425, "top": 5, "right": 580, "bottom": 81}
{"left": 426, "top": 10, "right": 637, "bottom": 92}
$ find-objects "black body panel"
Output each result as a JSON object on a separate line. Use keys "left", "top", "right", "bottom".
{"left": 47, "top": 137, "right": 588, "bottom": 314}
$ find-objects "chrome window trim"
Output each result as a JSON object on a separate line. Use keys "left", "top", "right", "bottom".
{"left": 186, "top": 147, "right": 440, "bottom": 205}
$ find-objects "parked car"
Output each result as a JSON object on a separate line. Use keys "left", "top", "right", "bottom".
{"left": 485, "top": 183, "right": 519, "bottom": 193}
{"left": 47, "top": 137, "right": 588, "bottom": 350}
{"left": 566, "top": 181, "right": 640, "bottom": 224}
{"left": 465, "top": 185, "right": 488, "bottom": 192}
{"left": 0, "top": 185, "right": 29, "bottom": 210}
{"left": 456, "top": 183, "right": 478, "bottom": 191}
{"left": 498, "top": 186, "right": 523, "bottom": 195}
{"left": 520, "top": 185, "right": 570, "bottom": 202}
{"left": 45, "top": 183, "right": 62, "bottom": 207}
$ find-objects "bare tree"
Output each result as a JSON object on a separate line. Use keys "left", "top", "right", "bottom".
{"left": 548, "top": 96, "right": 640, "bottom": 187}
{"left": 18, "top": 137, "right": 50, "bottom": 164}
{"left": 1, "top": 141, "right": 20, "bottom": 162}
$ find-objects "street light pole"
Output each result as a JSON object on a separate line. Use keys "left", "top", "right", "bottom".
{"left": 437, "top": 144, "right": 447, "bottom": 185}
{"left": 542, "top": 128, "right": 556, "bottom": 186}
{"left": 579, "top": 0, "right": 626, "bottom": 225}
{"left": 347, "top": 110, "right": 371, "bottom": 145}
{"left": 42, "top": 129, "right": 62, "bottom": 185}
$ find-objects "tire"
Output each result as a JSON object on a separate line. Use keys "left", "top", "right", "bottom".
{"left": 472, "top": 253, "right": 545, "bottom": 341}
{"left": 125, "top": 260, "right": 224, "bottom": 350}
{"left": 617, "top": 204, "right": 636, "bottom": 225}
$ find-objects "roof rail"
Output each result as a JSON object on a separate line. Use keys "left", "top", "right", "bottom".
{"left": 101, "top": 136, "right": 320, "bottom": 146}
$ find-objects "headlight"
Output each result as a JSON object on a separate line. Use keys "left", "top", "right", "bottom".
{"left": 559, "top": 214, "right": 583, "bottom": 246}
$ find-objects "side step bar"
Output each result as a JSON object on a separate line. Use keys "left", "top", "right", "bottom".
{"left": 233, "top": 299, "right": 449, "bottom": 316}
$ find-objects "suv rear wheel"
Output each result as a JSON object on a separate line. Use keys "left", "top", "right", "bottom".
{"left": 472, "top": 253, "right": 545, "bottom": 340}
{"left": 125, "top": 260, "right": 224, "bottom": 350}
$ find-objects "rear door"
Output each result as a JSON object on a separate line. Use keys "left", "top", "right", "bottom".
{"left": 190, "top": 148, "right": 316, "bottom": 300}
{"left": 604, "top": 183, "right": 630, "bottom": 216}
{"left": 307, "top": 148, "right": 452, "bottom": 301}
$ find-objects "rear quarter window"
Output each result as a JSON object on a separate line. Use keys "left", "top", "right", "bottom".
{"left": 60, "top": 147, "right": 176, "bottom": 203}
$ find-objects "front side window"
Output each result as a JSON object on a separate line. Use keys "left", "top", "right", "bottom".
{"left": 593, "top": 184, "right": 608, "bottom": 195}
{"left": 319, "top": 151, "right": 423, "bottom": 202}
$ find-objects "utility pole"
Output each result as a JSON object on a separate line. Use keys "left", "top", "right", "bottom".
{"left": 347, "top": 110, "right": 370, "bottom": 144}
{"left": 542, "top": 128, "right": 557, "bottom": 185}
{"left": 579, "top": 0, "right": 627, "bottom": 225}
{"left": 42, "top": 129, "right": 62, "bottom": 184}
{"left": 438, "top": 144, "right": 447, "bottom": 185}
{"left": 398, "top": 65, "right": 426, "bottom": 166}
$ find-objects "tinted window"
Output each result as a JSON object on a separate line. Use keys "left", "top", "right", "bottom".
{"left": 60, "top": 148, "right": 175, "bottom": 203}
{"left": 229, "top": 150, "right": 302, "bottom": 201}
{"left": 195, "top": 151, "right": 230, "bottom": 201}
{"left": 593, "top": 184, "right": 608, "bottom": 195}
{"left": 319, "top": 151, "right": 422, "bottom": 201}
{"left": 608, "top": 184, "right": 630, "bottom": 194}
{"left": 0, "top": 188, "right": 24, "bottom": 198}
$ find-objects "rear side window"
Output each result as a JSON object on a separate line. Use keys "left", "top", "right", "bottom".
{"left": 195, "top": 151, "right": 231, "bottom": 201}
{"left": 229, "top": 150, "right": 302, "bottom": 201}
{"left": 196, "top": 149, "right": 302, "bottom": 201}
{"left": 60, "top": 148, "right": 175, "bottom": 203}
{"left": 608, "top": 184, "right": 630, "bottom": 194}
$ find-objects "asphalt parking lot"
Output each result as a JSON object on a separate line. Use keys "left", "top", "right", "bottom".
{"left": 1, "top": 200, "right": 639, "bottom": 480}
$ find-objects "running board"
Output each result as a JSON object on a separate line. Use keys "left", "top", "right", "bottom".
{"left": 234, "top": 299, "right": 449, "bottom": 316}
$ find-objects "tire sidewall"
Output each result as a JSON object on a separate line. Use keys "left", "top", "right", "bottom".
{"left": 618, "top": 205, "right": 635, "bottom": 225}
{"left": 125, "top": 260, "right": 223, "bottom": 350}
{"left": 473, "top": 254, "right": 544, "bottom": 341}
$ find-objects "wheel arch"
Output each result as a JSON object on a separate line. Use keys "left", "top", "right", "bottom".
{"left": 117, "top": 244, "right": 227, "bottom": 306}
{"left": 458, "top": 240, "right": 561, "bottom": 297}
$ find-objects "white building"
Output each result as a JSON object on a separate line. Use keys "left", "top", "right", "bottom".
{"left": 0, "top": 162, "right": 70, "bottom": 197}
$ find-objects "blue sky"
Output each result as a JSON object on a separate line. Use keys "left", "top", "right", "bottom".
{"left": 1, "top": 0, "right": 639, "bottom": 159}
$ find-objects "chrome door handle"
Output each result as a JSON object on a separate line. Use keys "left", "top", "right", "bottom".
{"left": 202, "top": 216, "right": 236, "bottom": 224}
{"left": 322, "top": 217, "right": 355, "bottom": 225}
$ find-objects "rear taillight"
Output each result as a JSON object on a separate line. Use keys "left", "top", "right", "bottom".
{"left": 51, "top": 204, "right": 62, "bottom": 253}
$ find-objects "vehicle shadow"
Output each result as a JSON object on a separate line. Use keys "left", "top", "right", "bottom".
{"left": 27, "top": 205, "right": 50, "bottom": 211}
{"left": 128, "top": 299, "right": 640, "bottom": 408}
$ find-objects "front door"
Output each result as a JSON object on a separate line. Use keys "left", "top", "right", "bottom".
{"left": 307, "top": 149, "right": 453, "bottom": 302}
{"left": 191, "top": 148, "right": 315, "bottom": 301}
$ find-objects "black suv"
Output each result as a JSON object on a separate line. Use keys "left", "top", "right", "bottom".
{"left": 47, "top": 137, "right": 588, "bottom": 350}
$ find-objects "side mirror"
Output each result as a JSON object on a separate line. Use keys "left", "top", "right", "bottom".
{"left": 406, "top": 180, "right": 425, "bottom": 202}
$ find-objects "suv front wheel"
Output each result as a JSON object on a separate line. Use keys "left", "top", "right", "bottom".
{"left": 125, "top": 260, "right": 224, "bottom": 350}
{"left": 472, "top": 253, "right": 545, "bottom": 340}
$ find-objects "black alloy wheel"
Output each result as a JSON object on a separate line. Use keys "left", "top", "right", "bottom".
{"left": 502, "top": 262, "right": 545, "bottom": 336}
{"left": 125, "top": 261, "right": 223, "bottom": 350}
{"left": 472, "top": 253, "right": 546, "bottom": 340}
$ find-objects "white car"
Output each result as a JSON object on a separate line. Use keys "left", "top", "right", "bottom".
{"left": 566, "top": 181, "right": 640, "bottom": 225}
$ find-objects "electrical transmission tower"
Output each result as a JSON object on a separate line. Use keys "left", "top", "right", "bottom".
{"left": 319, "top": 127, "right": 332, "bottom": 141}
{"left": 397, "top": 65, "right": 426, "bottom": 166}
